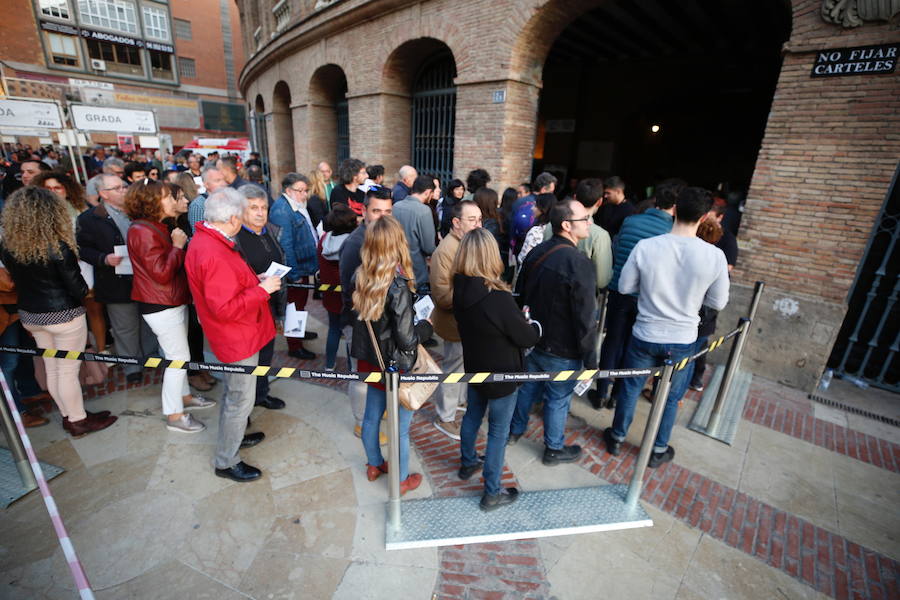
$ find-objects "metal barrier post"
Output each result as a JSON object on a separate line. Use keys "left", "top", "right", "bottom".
{"left": 0, "top": 371, "right": 37, "bottom": 490}
{"left": 595, "top": 290, "right": 609, "bottom": 357}
{"left": 385, "top": 368, "right": 402, "bottom": 531}
{"left": 626, "top": 361, "right": 675, "bottom": 510}
{"left": 706, "top": 281, "right": 765, "bottom": 437}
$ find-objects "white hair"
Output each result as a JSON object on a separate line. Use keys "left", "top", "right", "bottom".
{"left": 238, "top": 183, "right": 267, "bottom": 200}
{"left": 201, "top": 166, "right": 222, "bottom": 184}
{"left": 399, "top": 165, "right": 416, "bottom": 180}
{"left": 204, "top": 187, "right": 246, "bottom": 223}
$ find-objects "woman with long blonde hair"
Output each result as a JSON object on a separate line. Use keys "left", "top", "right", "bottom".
{"left": 452, "top": 228, "right": 540, "bottom": 511}
{"left": 350, "top": 215, "right": 432, "bottom": 495}
{"left": 0, "top": 187, "right": 116, "bottom": 437}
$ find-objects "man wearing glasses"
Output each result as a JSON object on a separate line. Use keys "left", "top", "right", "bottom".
{"left": 509, "top": 199, "right": 597, "bottom": 466}
{"left": 429, "top": 200, "right": 483, "bottom": 440}
{"left": 76, "top": 174, "right": 158, "bottom": 384}
{"left": 269, "top": 173, "right": 319, "bottom": 360}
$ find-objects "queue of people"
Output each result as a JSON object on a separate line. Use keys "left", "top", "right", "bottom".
{"left": 0, "top": 153, "right": 733, "bottom": 510}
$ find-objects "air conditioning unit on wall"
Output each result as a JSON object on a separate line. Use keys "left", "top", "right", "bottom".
{"left": 90, "top": 58, "right": 107, "bottom": 71}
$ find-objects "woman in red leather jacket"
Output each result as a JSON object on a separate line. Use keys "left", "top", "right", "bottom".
{"left": 125, "top": 180, "right": 215, "bottom": 433}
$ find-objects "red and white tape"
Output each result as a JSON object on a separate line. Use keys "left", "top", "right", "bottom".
{"left": 0, "top": 372, "right": 95, "bottom": 599}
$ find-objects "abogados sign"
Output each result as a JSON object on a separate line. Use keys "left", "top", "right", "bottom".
{"left": 811, "top": 43, "right": 898, "bottom": 77}
{"left": 71, "top": 105, "right": 157, "bottom": 134}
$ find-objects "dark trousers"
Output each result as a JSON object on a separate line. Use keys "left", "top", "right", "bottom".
{"left": 187, "top": 305, "right": 205, "bottom": 376}
{"left": 595, "top": 290, "right": 639, "bottom": 399}
{"left": 256, "top": 338, "right": 275, "bottom": 401}
{"left": 286, "top": 281, "right": 309, "bottom": 352}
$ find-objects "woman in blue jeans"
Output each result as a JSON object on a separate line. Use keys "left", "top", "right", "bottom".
{"left": 350, "top": 216, "right": 432, "bottom": 495}
{"left": 452, "top": 229, "right": 541, "bottom": 511}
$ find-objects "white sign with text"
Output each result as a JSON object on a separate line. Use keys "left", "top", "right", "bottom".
{"left": 71, "top": 104, "right": 157, "bottom": 134}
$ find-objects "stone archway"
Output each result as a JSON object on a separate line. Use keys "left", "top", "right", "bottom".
{"left": 381, "top": 37, "right": 457, "bottom": 182}
{"left": 308, "top": 64, "right": 349, "bottom": 172}
{"left": 271, "top": 81, "right": 295, "bottom": 191}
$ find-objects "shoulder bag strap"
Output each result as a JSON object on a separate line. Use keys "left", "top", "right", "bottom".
{"left": 365, "top": 320, "right": 387, "bottom": 371}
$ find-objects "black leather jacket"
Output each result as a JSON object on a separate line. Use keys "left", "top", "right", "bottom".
{"left": 1, "top": 243, "right": 88, "bottom": 313}
{"left": 350, "top": 274, "right": 432, "bottom": 370}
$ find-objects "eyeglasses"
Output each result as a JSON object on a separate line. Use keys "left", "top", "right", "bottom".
{"left": 104, "top": 185, "right": 127, "bottom": 191}
{"left": 289, "top": 186, "right": 308, "bottom": 193}
{"left": 565, "top": 217, "right": 591, "bottom": 223}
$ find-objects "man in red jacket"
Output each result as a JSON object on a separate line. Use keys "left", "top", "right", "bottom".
{"left": 186, "top": 188, "right": 282, "bottom": 482}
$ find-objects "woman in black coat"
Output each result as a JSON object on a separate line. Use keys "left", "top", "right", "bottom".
{"left": 453, "top": 228, "right": 540, "bottom": 511}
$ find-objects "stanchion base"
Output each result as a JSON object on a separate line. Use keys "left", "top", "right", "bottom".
{"left": 688, "top": 365, "right": 753, "bottom": 445}
{"left": 385, "top": 484, "right": 652, "bottom": 550}
{"left": 0, "top": 447, "right": 63, "bottom": 508}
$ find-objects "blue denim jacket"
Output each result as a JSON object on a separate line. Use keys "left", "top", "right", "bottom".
{"left": 268, "top": 195, "right": 318, "bottom": 280}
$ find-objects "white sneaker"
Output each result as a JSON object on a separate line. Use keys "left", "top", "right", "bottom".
{"left": 434, "top": 416, "right": 462, "bottom": 441}
{"left": 166, "top": 413, "right": 206, "bottom": 433}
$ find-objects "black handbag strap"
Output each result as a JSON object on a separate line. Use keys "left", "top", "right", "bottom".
{"left": 365, "top": 320, "right": 386, "bottom": 372}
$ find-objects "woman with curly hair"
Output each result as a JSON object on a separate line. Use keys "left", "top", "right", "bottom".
{"left": 0, "top": 187, "right": 116, "bottom": 437}
{"left": 350, "top": 215, "right": 433, "bottom": 495}
{"left": 35, "top": 169, "right": 106, "bottom": 350}
{"left": 126, "top": 180, "right": 214, "bottom": 433}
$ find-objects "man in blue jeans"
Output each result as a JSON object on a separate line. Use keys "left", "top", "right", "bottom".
{"left": 509, "top": 199, "right": 597, "bottom": 465}
{"left": 604, "top": 187, "right": 730, "bottom": 467}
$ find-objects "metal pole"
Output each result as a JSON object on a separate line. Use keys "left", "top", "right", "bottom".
{"left": 385, "top": 368, "right": 402, "bottom": 531}
{"left": 0, "top": 370, "right": 37, "bottom": 490}
{"left": 706, "top": 281, "right": 765, "bottom": 436}
{"left": 626, "top": 361, "right": 675, "bottom": 510}
{"left": 595, "top": 289, "right": 609, "bottom": 357}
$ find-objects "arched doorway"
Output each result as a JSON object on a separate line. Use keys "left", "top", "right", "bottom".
{"left": 382, "top": 38, "right": 457, "bottom": 181}
{"left": 308, "top": 64, "right": 349, "bottom": 169}
{"left": 531, "top": 0, "right": 791, "bottom": 199}
{"left": 271, "top": 80, "right": 295, "bottom": 188}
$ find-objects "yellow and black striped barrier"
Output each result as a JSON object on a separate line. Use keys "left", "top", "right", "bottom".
{"left": 285, "top": 282, "right": 342, "bottom": 291}
{"left": 0, "top": 325, "right": 740, "bottom": 384}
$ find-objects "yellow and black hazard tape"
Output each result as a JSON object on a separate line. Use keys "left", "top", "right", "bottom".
{"left": 0, "top": 326, "right": 740, "bottom": 383}
{"left": 0, "top": 345, "right": 660, "bottom": 383}
{"left": 285, "top": 282, "right": 342, "bottom": 291}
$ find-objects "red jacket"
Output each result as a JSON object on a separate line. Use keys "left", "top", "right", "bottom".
{"left": 128, "top": 220, "right": 189, "bottom": 306}
{"left": 185, "top": 223, "right": 275, "bottom": 363}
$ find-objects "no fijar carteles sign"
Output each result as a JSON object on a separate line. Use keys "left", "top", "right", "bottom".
{"left": 811, "top": 43, "right": 898, "bottom": 77}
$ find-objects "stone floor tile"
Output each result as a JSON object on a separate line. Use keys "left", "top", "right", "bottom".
{"left": 239, "top": 552, "right": 349, "bottom": 599}
{"left": 94, "top": 560, "right": 249, "bottom": 599}
{"left": 332, "top": 562, "right": 438, "bottom": 600}
{"left": 349, "top": 504, "right": 438, "bottom": 568}
{"left": 261, "top": 510, "right": 356, "bottom": 559}
{"left": 272, "top": 468, "right": 357, "bottom": 515}
{"left": 678, "top": 535, "right": 829, "bottom": 600}
{"left": 179, "top": 480, "right": 277, "bottom": 588}
{"left": 738, "top": 426, "right": 839, "bottom": 531}
{"left": 47, "top": 489, "right": 195, "bottom": 590}
{"left": 69, "top": 414, "right": 130, "bottom": 468}
{"left": 146, "top": 442, "right": 232, "bottom": 500}
{"left": 832, "top": 453, "right": 900, "bottom": 559}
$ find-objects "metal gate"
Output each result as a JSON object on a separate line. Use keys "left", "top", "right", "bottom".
{"left": 411, "top": 52, "right": 456, "bottom": 183}
{"left": 336, "top": 99, "right": 349, "bottom": 165}
{"left": 250, "top": 110, "right": 271, "bottom": 185}
{"left": 828, "top": 162, "right": 900, "bottom": 391}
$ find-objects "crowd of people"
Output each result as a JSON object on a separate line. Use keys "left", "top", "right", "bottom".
{"left": 0, "top": 146, "right": 738, "bottom": 509}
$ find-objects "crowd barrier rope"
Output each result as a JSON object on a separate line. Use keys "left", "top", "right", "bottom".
{"left": 286, "top": 282, "right": 341, "bottom": 291}
{"left": 0, "top": 325, "right": 741, "bottom": 385}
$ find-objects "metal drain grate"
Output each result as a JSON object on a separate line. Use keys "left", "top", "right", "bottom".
{"left": 807, "top": 394, "right": 900, "bottom": 428}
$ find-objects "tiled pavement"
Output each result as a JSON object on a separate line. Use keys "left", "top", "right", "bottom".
{"left": 1, "top": 307, "right": 898, "bottom": 599}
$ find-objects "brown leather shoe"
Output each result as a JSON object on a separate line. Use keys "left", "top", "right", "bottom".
{"left": 366, "top": 461, "right": 388, "bottom": 482}
{"left": 188, "top": 374, "right": 213, "bottom": 392}
{"left": 202, "top": 372, "right": 218, "bottom": 386}
{"left": 62, "top": 410, "right": 111, "bottom": 433}
{"left": 400, "top": 473, "right": 422, "bottom": 496}
{"left": 67, "top": 413, "right": 117, "bottom": 438}
{"left": 22, "top": 410, "right": 49, "bottom": 428}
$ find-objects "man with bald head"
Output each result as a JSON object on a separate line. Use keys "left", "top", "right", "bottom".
{"left": 392, "top": 165, "right": 417, "bottom": 203}
{"left": 317, "top": 161, "right": 335, "bottom": 206}
{"left": 188, "top": 166, "right": 228, "bottom": 233}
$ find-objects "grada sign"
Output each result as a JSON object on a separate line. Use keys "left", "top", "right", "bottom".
{"left": 811, "top": 43, "right": 898, "bottom": 77}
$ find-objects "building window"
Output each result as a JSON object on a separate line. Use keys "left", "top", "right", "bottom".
{"left": 142, "top": 4, "right": 170, "bottom": 41}
{"left": 177, "top": 56, "right": 196, "bottom": 79}
{"left": 272, "top": 0, "right": 290, "bottom": 30}
{"left": 78, "top": 0, "right": 138, "bottom": 34}
{"left": 86, "top": 38, "right": 143, "bottom": 75}
{"left": 47, "top": 32, "right": 80, "bottom": 66}
{"left": 40, "top": 0, "right": 71, "bottom": 19}
{"left": 174, "top": 18, "right": 191, "bottom": 40}
{"left": 149, "top": 50, "right": 174, "bottom": 80}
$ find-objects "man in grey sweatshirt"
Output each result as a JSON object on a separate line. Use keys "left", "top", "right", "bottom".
{"left": 391, "top": 174, "right": 437, "bottom": 295}
{"left": 604, "top": 187, "right": 730, "bottom": 468}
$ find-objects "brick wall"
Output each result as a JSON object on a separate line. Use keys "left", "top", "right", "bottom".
{"left": 0, "top": 0, "right": 43, "bottom": 65}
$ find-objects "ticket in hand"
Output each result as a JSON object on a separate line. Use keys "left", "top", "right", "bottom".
{"left": 263, "top": 261, "right": 290, "bottom": 278}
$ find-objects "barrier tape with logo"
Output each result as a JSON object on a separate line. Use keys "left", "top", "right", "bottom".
{"left": 0, "top": 325, "right": 740, "bottom": 384}
{"left": 286, "top": 282, "right": 342, "bottom": 291}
